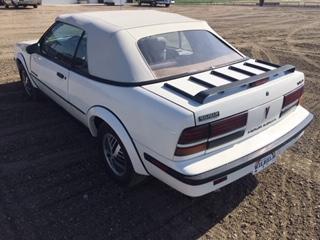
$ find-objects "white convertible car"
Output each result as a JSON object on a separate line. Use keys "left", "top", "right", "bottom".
{"left": 15, "top": 10, "right": 313, "bottom": 197}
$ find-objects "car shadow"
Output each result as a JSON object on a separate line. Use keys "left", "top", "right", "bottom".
{"left": 0, "top": 81, "right": 258, "bottom": 240}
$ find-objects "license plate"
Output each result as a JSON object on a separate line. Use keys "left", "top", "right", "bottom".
{"left": 253, "top": 152, "right": 276, "bottom": 175}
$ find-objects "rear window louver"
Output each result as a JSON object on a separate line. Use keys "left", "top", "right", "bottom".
{"left": 210, "top": 70, "right": 239, "bottom": 82}
{"left": 163, "top": 59, "right": 295, "bottom": 104}
{"left": 189, "top": 76, "right": 215, "bottom": 88}
{"left": 228, "top": 66, "right": 256, "bottom": 77}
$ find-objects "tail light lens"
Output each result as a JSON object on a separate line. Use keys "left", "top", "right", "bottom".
{"left": 281, "top": 86, "right": 304, "bottom": 116}
{"left": 249, "top": 78, "right": 268, "bottom": 87}
{"left": 175, "top": 112, "right": 248, "bottom": 157}
{"left": 210, "top": 113, "right": 248, "bottom": 138}
{"left": 175, "top": 143, "right": 207, "bottom": 157}
{"left": 178, "top": 124, "right": 209, "bottom": 145}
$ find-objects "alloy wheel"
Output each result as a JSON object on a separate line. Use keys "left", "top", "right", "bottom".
{"left": 102, "top": 133, "right": 127, "bottom": 177}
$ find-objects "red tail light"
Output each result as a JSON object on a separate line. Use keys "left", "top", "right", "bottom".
{"left": 175, "top": 112, "right": 248, "bottom": 157}
{"left": 175, "top": 143, "right": 207, "bottom": 157}
{"left": 178, "top": 124, "right": 209, "bottom": 144}
{"left": 249, "top": 78, "right": 268, "bottom": 87}
{"left": 210, "top": 112, "right": 248, "bottom": 138}
{"left": 281, "top": 86, "right": 304, "bottom": 116}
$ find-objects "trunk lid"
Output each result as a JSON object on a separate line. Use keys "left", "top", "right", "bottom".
{"left": 143, "top": 59, "right": 304, "bottom": 145}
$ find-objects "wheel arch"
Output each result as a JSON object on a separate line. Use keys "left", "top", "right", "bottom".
{"left": 87, "top": 105, "right": 149, "bottom": 176}
{"left": 16, "top": 53, "right": 28, "bottom": 71}
{"left": 16, "top": 53, "right": 38, "bottom": 88}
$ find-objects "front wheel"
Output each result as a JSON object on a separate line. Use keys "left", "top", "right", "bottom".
{"left": 98, "top": 123, "right": 141, "bottom": 185}
{"left": 18, "top": 64, "right": 38, "bottom": 99}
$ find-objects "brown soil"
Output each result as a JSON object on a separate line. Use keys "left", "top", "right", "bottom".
{"left": 0, "top": 4, "right": 319, "bottom": 240}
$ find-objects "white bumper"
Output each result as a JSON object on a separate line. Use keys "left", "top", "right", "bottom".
{"left": 143, "top": 106, "right": 313, "bottom": 197}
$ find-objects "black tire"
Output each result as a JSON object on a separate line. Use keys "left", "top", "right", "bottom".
{"left": 165, "top": 3, "right": 169, "bottom": 7}
{"left": 11, "top": 0, "right": 18, "bottom": 8}
{"left": 98, "top": 123, "right": 140, "bottom": 186}
{"left": 33, "top": 4, "right": 37, "bottom": 8}
{"left": 5, "top": 4, "right": 9, "bottom": 8}
{"left": 18, "top": 63, "right": 38, "bottom": 99}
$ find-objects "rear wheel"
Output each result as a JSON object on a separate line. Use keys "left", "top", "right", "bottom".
{"left": 33, "top": 4, "right": 37, "bottom": 8}
{"left": 98, "top": 123, "right": 141, "bottom": 186}
{"left": 165, "top": 3, "right": 169, "bottom": 7}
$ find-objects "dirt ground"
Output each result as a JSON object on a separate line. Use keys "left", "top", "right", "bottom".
{"left": 0, "top": 4, "right": 319, "bottom": 240}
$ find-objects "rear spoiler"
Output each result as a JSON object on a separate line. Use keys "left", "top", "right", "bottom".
{"left": 164, "top": 60, "right": 296, "bottom": 104}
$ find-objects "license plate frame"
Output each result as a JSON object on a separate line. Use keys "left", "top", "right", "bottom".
{"left": 253, "top": 152, "right": 277, "bottom": 175}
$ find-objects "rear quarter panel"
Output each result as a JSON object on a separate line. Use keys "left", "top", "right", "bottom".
{"left": 68, "top": 72, "right": 195, "bottom": 160}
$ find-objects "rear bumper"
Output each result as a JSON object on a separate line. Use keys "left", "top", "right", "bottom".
{"left": 144, "top": 107, "right": 313, "bottom": 197}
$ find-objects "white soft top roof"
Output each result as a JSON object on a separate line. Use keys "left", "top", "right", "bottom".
{"left": 56, "top": 11, "right": 212, "bottom": 83}
{"left": 57, "top": 10, "right": 198, "bottom": 33}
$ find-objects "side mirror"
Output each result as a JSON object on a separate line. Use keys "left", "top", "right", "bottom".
{"left": 26, "top": 43, "right": 40, "bottom": 54}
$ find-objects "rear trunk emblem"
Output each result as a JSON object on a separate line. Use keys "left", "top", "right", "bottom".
{"left": 198, "top": 111, "right": 220, "bottom": 122}
{"left": 265, "top": 106, "right": 270, "bottom": 119}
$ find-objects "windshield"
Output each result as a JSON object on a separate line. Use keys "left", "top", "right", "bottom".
{"left": 138, "top": 30, "right": 244, "bottom": 78}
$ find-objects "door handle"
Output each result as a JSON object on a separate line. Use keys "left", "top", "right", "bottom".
{"left": 56, "top": 72, "right": 65, "bottom": 79}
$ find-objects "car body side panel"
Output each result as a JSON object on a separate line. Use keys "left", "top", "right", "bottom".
{"left": 15, "top": 39, "right": 194, "bottom": 173}
{"left": 68, "top": 71, "right": 195, "bottom": 160}
{"left": 30, "top": 53, "right": 70, "bottom": 100}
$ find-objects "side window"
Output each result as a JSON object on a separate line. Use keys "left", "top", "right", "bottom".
{"left": 73, "top": 34, "right": 88, "bottom": 73}
{"left": 41, "top": 22, "right": 83, "bottom": 66}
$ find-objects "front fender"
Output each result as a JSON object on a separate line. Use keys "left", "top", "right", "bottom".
{"left": 16, "top": 52, "right": 38, "bottom": 89}
{"left": 87, "top": 106, "right": 149, "bottom": 176}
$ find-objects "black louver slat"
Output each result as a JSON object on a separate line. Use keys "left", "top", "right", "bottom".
{"left": 255, "top": 59, "right": 280, "bottom": 68}
{"left": 189, "top": 76, "right": 215, "bottom": 88}
{"left": 228, "top": 66, "right": 256, "bottom": 76}
{"left": 163, "top": 83, "right": 194, "bottom": 99}
{"left": 244, "top": 62, "right": 270, "bottom": 72}
{"left": 211, "top": 70, "right": 239, "bottom": 82}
